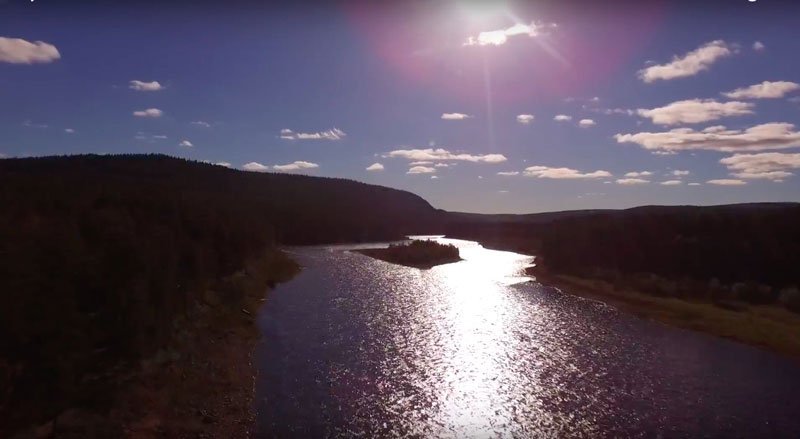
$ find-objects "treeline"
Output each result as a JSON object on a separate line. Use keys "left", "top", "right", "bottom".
{"left": 0, "top": 154, "right": 442, "bottom": 431}
{"left": 358, "top": 239, "right": 461, "bottom": 268}
{"left": 446, "top": 204, "right": 800, "bottom": 310}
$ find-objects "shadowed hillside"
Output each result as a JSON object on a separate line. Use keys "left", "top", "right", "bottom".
{"left": 0, "top": 154, "right": 443, "bottom": 433}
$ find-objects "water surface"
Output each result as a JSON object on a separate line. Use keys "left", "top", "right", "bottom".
{"left": 254, "top": 238, "right": 800, "bottom": 437}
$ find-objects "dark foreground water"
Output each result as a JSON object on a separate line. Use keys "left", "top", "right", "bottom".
{"left": 253, "top": 238, "right": 800, "bottom": 438}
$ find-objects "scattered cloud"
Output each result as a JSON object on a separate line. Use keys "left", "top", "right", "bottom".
{"left": 431, "top": 175, "right": 439, "bottom": 179}
{"left": 707, "top": 179, "right": 746, "bottom": 186}
{"left": 242, "top": 162, "right": 270, "bottom": 172}
{"left": 624, "top": 171, "right": 652, "bottom": 178}
{"left": 410, "top": 161, "right": 433, "bottom": 166}
{"left": 179, "top": 140, "right": 193, "bottom": 148}
{"left": 688, "top": 182, "right": 702, "bottom": 186}
{"left": 434, "top": 163, "right": 449, "bottom": 168}
{"left": 134, "top": 132, "right": 167, "bottom": 142}
{"left": 22, "top": 120, "right": 48, "bottom": 129}
{"left": 441, "top": 113, "right": 472, "bottom": 120}
{"left": 637, "top": 99, "right": 753, "bottom": 125}
{"left": 407, "top": 166, "right": 436, "bottom": 174}
{"left": 64, "top": 128, "right": 75, "bottom": 134}
{"left": 497, "top": 171, "right": 520, "bottom": 176}
{"left": 516, "top": 114, "right": 535, "bottom": 124}
{"left": 638, "top": 40, "right": 734, "bottom": 83}
{"left": 591, "top": 107, "right": 635, "bottom": 116}
{"left": 464, "top": 21, "right": 557, "bottom": 47}
{"left": 133, "top": 108, "right": 163, "bottom": 118}
{"left": 617, "top": 178, "right": 649, "bottom": 185}
{"left": 722, "top": 81, "right": 800, "bottom": 99}
{"left": 753, "top": 41, "right": 765, "bottom": 51}
{"left": 719, "top": 152, "right": 800, "bottom": 181}
{"left": 280, "top": 128, "right": 345, "bottom": 141}
{"left": 615, "top": 123, "right": 800, "bottom": 152}
{"left": 661, "top": 180, "right": 683, "bottom": 186}
{"left": 0, "top": 37, "right": 60, "bottom": 64}
{"left": 273, "top": 161, "right": 319, "bottom": 172}
{"left": 672, "top": 170, "right": 690, "bottom": 176}
{"left": 386, "top": 148, "right": 506, "bottom": 163}
{"left": 129, "top": 80, "right": 163, "bottom": 92}
{"left": 524, "top": 166, "right": 612, "bottom": 179}
{"left": 554, "top": 114, "right": 572, "bottom": 122}
{"left": 191, "top": 121, "right": 211, "bottom": 127}
{"left": 215, "top": 162, "right": 232, "bottom": 168}
{"left": 578, "top": 119, "right": 596, "bottom": 128}
{"left": 366, "top": 162, "right": 384, "bottom": 171}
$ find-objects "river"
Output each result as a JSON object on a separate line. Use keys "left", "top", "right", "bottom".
{"left": 253, "top": 237, "right": 800, "bottom": 438}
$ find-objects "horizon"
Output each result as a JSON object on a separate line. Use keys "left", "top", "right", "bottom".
{"left": 3, "top": 0, "right": 800, "bottom": 213}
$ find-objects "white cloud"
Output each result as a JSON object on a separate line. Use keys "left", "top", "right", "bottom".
{"left": 191, "top": 121, "right": 211, "bottom": 127}
{"left": 366, "top": 162, "right": 384, "bottom": 171}
{"left": 22, "top": 120, "right": 48, "bottom": 129}
{"left": 152, "top": 135, "right": 167, "bottom": 140}
{"left": 497, "top": 171, "right": 519, "bottom": 176}
{"left": 215, "top": 162, "right": 232, "bottom": 168}
{"left": 386, "top": 148, "right": 507, "bottom": 163}
{"left": 719, "top": 152, "right": 800, "bottom": 181}
{"left": 637, "top": 99, "right": 753, "bottom": 125}
{"left": 64, "top": 128, "right": 75, "bottom": 134}
{"left": 661, "top": 180, "right": 683, "bottom": 186}
{"left": 242, "top": 162, "right": 270, "bottom": 172}
{"left": 590, "top": 107, "right": 635, "bottom": 116}
{"left": 179, "top": 140, "right": 193, "bottom": 148}
{"left": 516, "top": 114, "right": 535, "bottom": 124}
{"left": 638, "top": 40, "right": 734, "bottom": 83}
{"left": 524, "top": 166, "right": 612, "bottom": 179}
{"left": 410, "top": 161, "right": 433, "bottom": 166}
{"left": 441, "top": 113, "right": 472, "bottom": 120}
{"left": 407, "top": 166, "right": 436, "bottom": 174}
{"left": 617, "top": 178, "right": 649, "bottom": 185}
{"left": 615, "top": 122, "right": 800, "bottom": 152}
{"left": 431, "top": 175, "right": 439, "bottom": 179}
{"left": 273, "top": 161, "right": 319, "bottom": 172}
{"left": 129, "top": 80, "right": 163, "bottom": 92}
{"left": 133, "top": 108, "right": 163, "bottom": 118}
{"left": 688, "top": 182, "right": 702, "bottom": 186}
{"left": 280, "top": 128, "right": 345, "bottom": 141}
{"left": 464, "top": 21, "right": 557, "bottom": 47}
{"left": 672, "top": 170, "right": 690, "bottom": 176}
{"left": 722, "top": 81, "right": 800, "bottom": 99}
{"left": 554, "top": 114, "right": 572, "bottom": 122}
{"left": 624, "top": 171, "right": 652, "bottom": 178}
{"left": 434, "top": 163, "right": 450, "bottom": 168}
{"left": 578, "top": 119, "right": 596, "bottom": 128}
{"left": 753, "top": 41, "right": 765, "bottom": 51}
{"left": 707, "top": 179, "right": 746, "bottom": 186}
{"left": 0, "top": 37, "right": 60, "bottom": 64}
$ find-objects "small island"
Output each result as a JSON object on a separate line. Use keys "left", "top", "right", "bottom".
{"left": 356, "top": 240, "right": 462, "bottom": 269}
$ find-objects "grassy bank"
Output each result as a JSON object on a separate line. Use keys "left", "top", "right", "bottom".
{"left": 530, "top": 267, "right": 800, "bottom": 359}
{"left": 10, "top": 249, "right": 299, "bottom": 438}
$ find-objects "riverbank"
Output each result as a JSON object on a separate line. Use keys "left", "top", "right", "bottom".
{"left": 11, "top": 249, "right": 299, "bottom": 438}
{"left": 529, "top": 266, "right": 800, "bottom": 359}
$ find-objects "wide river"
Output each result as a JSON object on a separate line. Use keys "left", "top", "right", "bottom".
{"left": 253, "top": 237, "right": 800, "bottom": 438}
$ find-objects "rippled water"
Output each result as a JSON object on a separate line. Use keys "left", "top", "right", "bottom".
{"left": 254, "top": 238, "right": 800, "bottom": 438}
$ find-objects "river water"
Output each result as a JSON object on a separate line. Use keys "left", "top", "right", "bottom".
{"left": 253, "top": 237, "right": 800, "bottom": 438}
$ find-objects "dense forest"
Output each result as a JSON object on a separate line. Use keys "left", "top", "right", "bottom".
{"left": 357, "top": 239, "right": 461, "bottom": 269}
{"left": 0, "top": 154, "right": 443, "bottom": 432}
{"left": 446, "top": 204, "right": 800, "bottom": 310}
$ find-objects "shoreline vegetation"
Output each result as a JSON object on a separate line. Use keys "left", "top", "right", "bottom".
{"left": 524, "top": 265, "right": 800, "bottom": 360}
{"left": 356, "top": 240, "right": 462, "bottom": 269}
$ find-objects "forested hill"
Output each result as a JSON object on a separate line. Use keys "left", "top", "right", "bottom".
{"left": 0, "top": 154, "right": 442, "bottom": 244}
{"left": 0, "top": 154, "right": 442, "bottom": 432}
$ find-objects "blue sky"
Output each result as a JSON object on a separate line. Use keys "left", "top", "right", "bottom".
{"left": 2, "top": 0, "right": 800, "bottom": 213}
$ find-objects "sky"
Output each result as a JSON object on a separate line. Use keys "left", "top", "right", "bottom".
{"left": 2, "top": 0, "right": 800, "bottom": 214}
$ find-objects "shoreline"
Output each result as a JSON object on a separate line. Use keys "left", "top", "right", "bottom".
{"left": 528, "top": 266, "right": 800, "bottom": 360}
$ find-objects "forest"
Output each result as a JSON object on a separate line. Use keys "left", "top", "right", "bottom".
{"left": 0, "top": 154, "right": 443, "bottom": 432}
{"left": 356, "top": 239, "right": 462, "bottom": 269}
